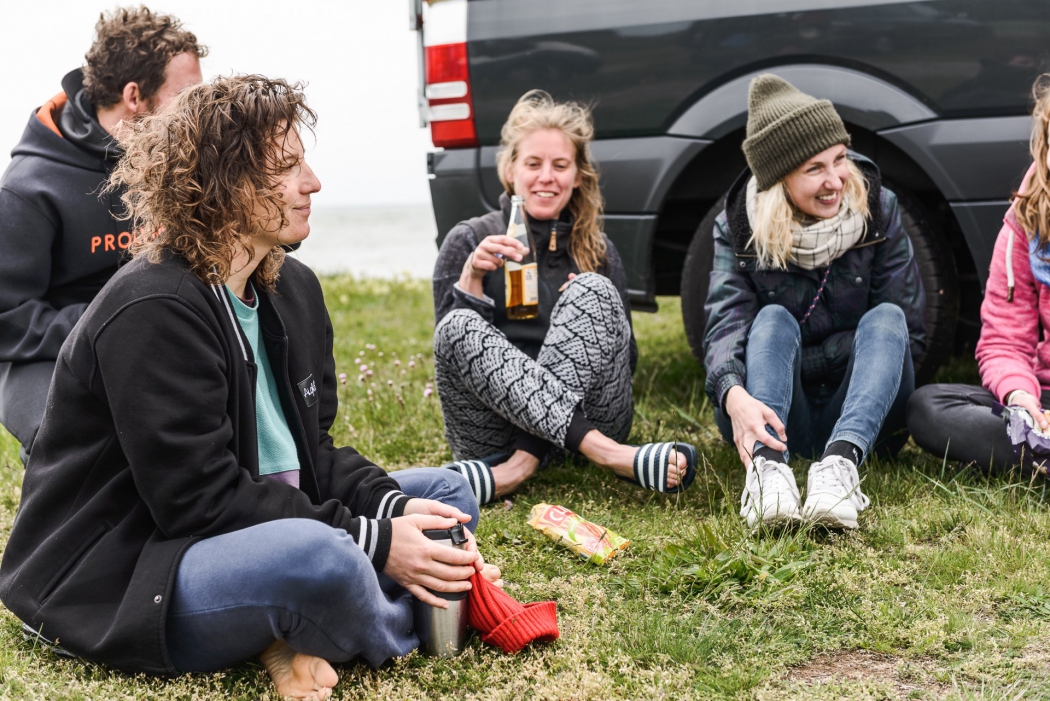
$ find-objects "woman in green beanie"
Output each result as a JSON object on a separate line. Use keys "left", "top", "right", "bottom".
{"left": 702, "top": 74, "right": 926, "bottom": 530}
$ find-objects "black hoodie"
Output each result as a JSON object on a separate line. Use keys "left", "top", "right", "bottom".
{"left": 0, "top": 69, "right": 125, "bottom": 364}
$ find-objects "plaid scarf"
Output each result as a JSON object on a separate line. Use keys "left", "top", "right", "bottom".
{"left": 746, "top": 176, "right": 866, "bottom": 271}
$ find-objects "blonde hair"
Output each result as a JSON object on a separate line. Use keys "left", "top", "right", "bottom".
{"left": 495, "top": 90, "right": 606, "bottom": 273}
{"left": 1015, "top": 73, "right": 1050, "bottom": 243}
{"left": 749, "top": 159, "right": 871, "bottom": 270}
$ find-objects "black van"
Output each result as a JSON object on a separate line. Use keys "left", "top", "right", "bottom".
{"left": 411, "top": 0, "right": 1049, "bottom": 379}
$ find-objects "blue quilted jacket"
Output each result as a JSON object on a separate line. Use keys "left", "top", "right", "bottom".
{"left": 702, "top": 154, "right": 926, "bottom": 409}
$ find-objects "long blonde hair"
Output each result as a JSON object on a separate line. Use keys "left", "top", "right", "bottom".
{"left": 495, "top": 90, "right": 606, "bottom": 273}
{"left": 1015, "top": 73, "right": 1050, "bottom": 242}
{"left": 749, "top": 159, "right": 871, "bottom": 270}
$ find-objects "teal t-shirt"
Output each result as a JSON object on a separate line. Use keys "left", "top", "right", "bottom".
{"left": 227, "top": 285, "right": 300, "bottom": 485}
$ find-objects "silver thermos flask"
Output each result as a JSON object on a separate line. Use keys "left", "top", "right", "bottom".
{"left": 412, "top": 523, "right": 470, "bottom": 657}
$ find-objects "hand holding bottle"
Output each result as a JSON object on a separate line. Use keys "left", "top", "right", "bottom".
{"left": 465, "top": 236, "right": 527, "bottom": 275}
{"left": 458, "top": 236, "right": 528, "bottom": 300}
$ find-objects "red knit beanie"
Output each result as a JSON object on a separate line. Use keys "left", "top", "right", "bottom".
{"left": 467, "top": 571, "right": 559, "bottom": 654}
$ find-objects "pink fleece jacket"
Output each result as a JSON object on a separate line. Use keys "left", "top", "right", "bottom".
{"left": 975, "top": 164, "right": 1050, "bottom": 402}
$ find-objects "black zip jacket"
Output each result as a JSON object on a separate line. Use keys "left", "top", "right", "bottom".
{"left": 432, "top": 192, "right": 638, "bottom": 369}
{"left": 0, "top": 253, "right": 409, "bottom": 675}
{"left": 0, "top": 69, "right": 126, "bottom": 364}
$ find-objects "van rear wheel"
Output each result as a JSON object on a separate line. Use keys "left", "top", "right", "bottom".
{"left": 679, "top": 187, "right": 958, "bottom": 386}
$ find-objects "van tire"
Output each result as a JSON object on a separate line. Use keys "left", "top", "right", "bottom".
{"left": 680, "top": 188, "right": 958, "bottom": 386}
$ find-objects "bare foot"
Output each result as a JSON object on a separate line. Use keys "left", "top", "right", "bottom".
{"left": 578, "top": 431, "right": 688, "bottom": 490}
{"left": 480, "top": 562, "right": 503, "bottom": 588}
{"left": 490, "top": 450, "right": 541, "bottom": 497}
{"left": 260, "top": 640, "right": 338, "bottom": 701}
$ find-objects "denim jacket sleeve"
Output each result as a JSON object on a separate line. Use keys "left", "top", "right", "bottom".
{"left": 703, "top": 212, "right": 758, "bottom": 409}
{"left": 868, "top": 188, "right": 927, "bottom": 365}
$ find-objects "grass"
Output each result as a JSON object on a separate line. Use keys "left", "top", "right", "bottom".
{"left": 0, "top": 277, "right": 1049, "bottom": 699}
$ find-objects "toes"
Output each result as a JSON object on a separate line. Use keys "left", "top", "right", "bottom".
{"left": 666, "top": 451, "right": 688, "bottom": 489}
{"left": 312, "top": 658, "right": 338, "bottom": 689}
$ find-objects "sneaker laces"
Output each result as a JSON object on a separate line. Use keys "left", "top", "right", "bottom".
{"left": 740, "top": 456, "right": 800, "bottom": 517}
{"left": 809, "top": 455, "right": 870, "bottom": 510}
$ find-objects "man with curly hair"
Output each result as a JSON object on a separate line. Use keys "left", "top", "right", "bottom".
{"left": 0, "top": 6, "right": 205, "bottom": 462}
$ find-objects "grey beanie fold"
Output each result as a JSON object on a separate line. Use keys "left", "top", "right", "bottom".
{"left": 742, "top": 74, "right": 851, "bottom": 191}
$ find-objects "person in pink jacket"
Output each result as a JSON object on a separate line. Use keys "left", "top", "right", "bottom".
{"left": 909, "top": 73, "right": 1050, "bottom": 473}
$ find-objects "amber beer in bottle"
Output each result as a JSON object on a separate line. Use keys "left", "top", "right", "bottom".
{"left": 504, "top": 195, "right": 539, "bottom": 320}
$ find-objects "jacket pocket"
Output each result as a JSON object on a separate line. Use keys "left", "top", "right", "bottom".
{"left": 36, "top": 523, "right": 110, "bottom": 606}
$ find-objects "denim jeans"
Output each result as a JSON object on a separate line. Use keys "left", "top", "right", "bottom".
{"left": 165, "top": 467, "right": 479, "bottom": 672}
{"left": 715, "top": 303, "right": 914, "bottom": 463}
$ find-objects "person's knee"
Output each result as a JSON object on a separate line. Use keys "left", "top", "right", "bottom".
{"left": 749, "top": 304, "right": 800, "bottom": 344}
{"left": 392, "top": 467, "right": 480, "bottom": 533}
{"left": 436, "top": 469, "right": 480, "bottom": 532}
{"left": 862, "top": 303, "right": 908, "bottom": 339}
{"left": 434, "top": 309, "right": 482, "bottom": 356}
{"left": 562, "top": 272, "right": 619, "bottom": 306}
{"left": 419, "top": 470, "right": 480, "bottom": 530}
{"left": 906, "top": 384, "right": 940, "bottom": 443}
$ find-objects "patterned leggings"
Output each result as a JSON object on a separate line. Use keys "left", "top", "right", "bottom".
{"left": 433, "top": 273, "right": 634, "bottom": 461}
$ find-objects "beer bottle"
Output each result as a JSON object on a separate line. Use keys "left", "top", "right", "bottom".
{"left": 504, "top": 195, "right": 539, "bottom": 320}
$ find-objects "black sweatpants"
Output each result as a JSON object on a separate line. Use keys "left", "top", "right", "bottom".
{"left": 907, "top": 383, "right": 1050, "bottom": 475}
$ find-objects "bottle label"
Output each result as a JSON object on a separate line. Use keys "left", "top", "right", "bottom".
{"left": 522, "top": 263, "right": 538, "bottom": 304}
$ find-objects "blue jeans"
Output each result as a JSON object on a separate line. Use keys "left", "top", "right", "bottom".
{"left": 715, "top": 303, "right": 914, "bottom": 463}
{"left": 165, "top": 468, "right": 479, "bottom": 672}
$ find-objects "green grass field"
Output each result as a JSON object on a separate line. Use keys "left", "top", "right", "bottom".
{"left": 1, "top": 277, "right": 1048, "bottom": 700}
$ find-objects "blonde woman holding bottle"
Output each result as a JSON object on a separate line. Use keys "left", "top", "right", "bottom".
{"left": 432, "top": 90, "right": 696, "bottom": 505}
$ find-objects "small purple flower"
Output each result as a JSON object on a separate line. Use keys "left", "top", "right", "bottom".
{"left": 423, "top": 387, "right": 433, "bottom": 398}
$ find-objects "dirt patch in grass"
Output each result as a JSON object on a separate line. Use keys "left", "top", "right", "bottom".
{"left": 786, "top": 650, "right": 949, "bottom": 699}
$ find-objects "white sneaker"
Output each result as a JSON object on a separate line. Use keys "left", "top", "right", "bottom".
{"left": 802, "top": 455, "right": 870, "bottom": 529}
{"left": 740, "top": 456, "right": 801, "bottom": 528}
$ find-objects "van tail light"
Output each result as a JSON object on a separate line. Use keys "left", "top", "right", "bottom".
{"left": 422, "top": 0, "right": 476, "bottom": 148}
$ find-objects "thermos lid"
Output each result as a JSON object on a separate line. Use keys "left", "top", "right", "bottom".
{"left": 422, "top": 524, "right": 468, "bottom": 544}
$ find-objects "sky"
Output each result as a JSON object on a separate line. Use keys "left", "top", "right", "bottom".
{"left": 0, "top": 1, "right": 434, "bottom": 207}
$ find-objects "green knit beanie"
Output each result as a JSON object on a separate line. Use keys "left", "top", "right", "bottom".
{"left": 742, "top": 74, "right": 851, "bottom": 191}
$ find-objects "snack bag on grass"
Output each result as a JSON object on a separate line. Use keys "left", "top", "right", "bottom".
{"left": 527, "top": 503, "right": 629, "bottom": 565}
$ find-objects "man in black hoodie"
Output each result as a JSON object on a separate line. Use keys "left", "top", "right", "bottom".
{"left": 0, "top": 7, "right": 206, "bottom": 461}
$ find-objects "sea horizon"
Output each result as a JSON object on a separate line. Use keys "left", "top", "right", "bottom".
{"left": 288, "top": 203, "right": 440, "bottom": 279}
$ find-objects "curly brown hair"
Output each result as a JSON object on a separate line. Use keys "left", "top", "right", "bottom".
{"left": 83, "top": 6, "right": 207, "bottom": 109}
{"left": 108, "top": 75, "right": 317, "bottom": 289}
{"left": 495, "top": 90, "right": 607, "bottom": 274}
